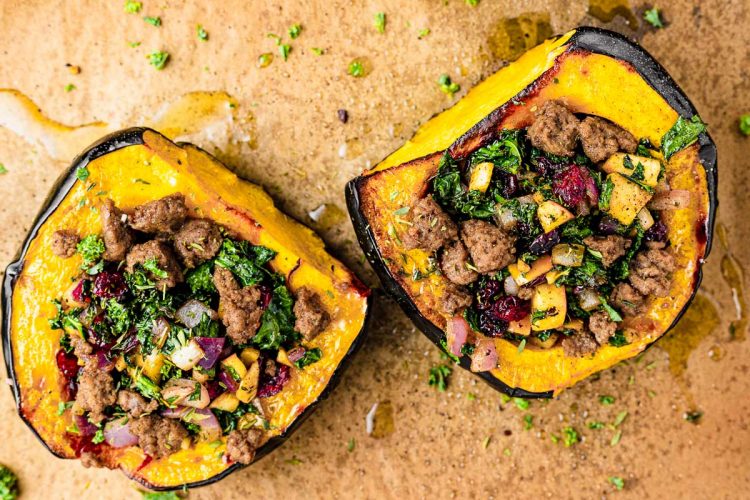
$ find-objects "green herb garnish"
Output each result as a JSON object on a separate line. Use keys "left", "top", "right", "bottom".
{"left": 643, "top": 7, "right": 664, "bottom": 28}
{"left": 661, "top": 115, "right": 706, "bottom": 159}
{"left": 428, "top": 364, "right": 452, "bottom": 392}
{"left": 374, "top": 12, "right": 386, "bottom": 33}
{"left": 148, "top": 51, "right": 169, "bottom": 70}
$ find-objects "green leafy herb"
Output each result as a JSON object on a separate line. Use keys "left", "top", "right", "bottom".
{"left": 144, "top": 16, "right": 161, "bottom": 27}
{"left": 471, "top": 130, "right": 523, "bottom": 174}
{"left": 92, "top": 428, "right": 105, "bottom": 444}
{"left": 438, "top": 74, "right": 460, "bottom": 96}
{"left": 562, "top": 426, "right": 580, "bottom": 447}
{"left": 609, "top": 330, "right": 629, "bottom": 347}
{"left": 279, "top": 44, "right": 291, "bottom": 61}
{"left": 197, "top": 24, "right": 208, "bottom": 41}
{"left": 466, "top": 0, "right": 479, "bottom": 5}
{"left": 610, "top": 429, "right": 622, "bottom": 446}
{"left": 683, "top": 410, "right": 703, "bottom": 423}
{"left": 428, "top": 364, "right": 452, "bottom": 392}
{"left": 288, "top": 24, "right": 302, "bottom": 39}
{"left": 142, "top": 258, "right": 168, "bottom": 279}
{"left": 134, "top": 374, "right": 162, "bottom": 401}
{"left": 599, "top": 177, "right": 614, "bottom": 211}
{"left": 141, "top": 491, "right": 181, "bottom": 500}
{"left": 186, "top": 261, "right": 217, "bottom": 296}
{"left": 124, "top": 0, "right": 142, "bottom": 13}
{"left": 608, "top": 476, "right": 625, "bottom": 490}
{"left": 0, "top": 465, "right": 19, "bottom": 500}
{"left": 293, "top": 348, "right": 323, "bottom": 369}
{"left": 76, "top": 165, "right": 90, "bottom": 181}
{"left": 0, "top": 164, "right": 7, "bottom": 175}
{"left": 522, "top": 414, "right": 533, "bottom": 430}
{"left": 148, "top": 51, "right": 170, "bottom": 70}
{"left": 49, "top": 300, "right": 83, "bottom": 334}
{"left": 433, "top": 153, "right": 496, "bottom": 219}
{"left": 215, "top": 239, "right": 275, "bottom": 287}
{"left": 76, "top": 234, "right": 105, "bottom": 269}
{"left": 738, "top": 114, "right": 750, "bottom": 136}
{"left": 517, "top": 338, "right": 526, "bottom": 353}
{"left": 254, "top": 276, "right": 297, "bottom": 350}
{"left": 105, "top": 299, "right": 131, "bottom": 335}
{"left": 513, "top": 397, "right": 529, "bottom": 411}
{"left": 587, "top": 421, "right": 605, "bottom": 430}
{"left": 348, "top": 60, "right": 364, "bottom": 77}
{"left": 347, "top": 438, "right": 355, "bottom": 452}
{"left": 129, "top": 41, "right": 141, "bottom": 48}
{"left": 610, "top": 223, "right": 644, "bottom": 280}
{"left": 65, "top": 83, "right": 76, "bottom": 92}
{"left": 374, "top": 12, "right": 386, "bottom": 33}
{"left": 643, "top": 7, "right": 664, "bottom": 28}
{"left": 258, "top": 53, "right": 273, "bottom": 67}
{"left": 417, "top": 28, "right": 431, "bottom": 39}
{"left": 599, "top": 395, "right": 615, "bottom": 405}
{"left": 57, "top": 401, "right": 73, "bottom": 415}
{"left": 311, "top": 47, "right": 324, "bottom": 55}
{"left": 613, "top": 410, "right": 628, "bottom": 427}
{"left": 600, "top": 297, "right": 623, "bottom": 322}
{"left": 661, "top": 115, "right": 706, "bottom": 159}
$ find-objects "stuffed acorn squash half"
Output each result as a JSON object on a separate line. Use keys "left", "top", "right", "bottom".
{"left": 347, "top": 27, "right": 716, "bottom": 397}
{"left": 2, "top": 128, "right": 371, "bottom": 489}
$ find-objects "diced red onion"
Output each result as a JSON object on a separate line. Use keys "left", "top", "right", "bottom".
{"left": 96, "top": 351, "right": 115, "bottom": 372}
{"left": 160, "top": 406, "right": 188, "bottom": 419}
{"left": 577, "top": 288, "right": 601, "bottom": 311}
{"left": 176, "top": 299, "right": 217, "bottom": 328}
{"left": 445, "top": 316, "right": 469, "bottom": 357}
{"left": 205, "top": 380, "right": 225, "bottom": 400}
{"left": 183, "top": 408, "right": 222, "bottom": 442}
{"left": 152, "top": 317, "right": 171, "bottom": 349}
{"left": 504, "top": 275, "right": 519, "bottom": 296}
{"left": 161, "top": 378, "right": 209, "bottom": 409}
{"left": 103, "top": 417, "right": 139, "bottom": 448}
{"left": 648, "top": 190, "right": 691, "bottom": 210}
{"left": 218, "top": 369, "right": 239, "bottom": 392}
{"left": 194, "top": 337, "right": 225, "bottom": 370}
{"left": 287, "top": 347, "right": 306, "bottom": 363}
{"left": 470, "top": 338, "right": 498, "bottom": 372}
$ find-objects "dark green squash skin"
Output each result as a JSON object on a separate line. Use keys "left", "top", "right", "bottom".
{"left": 346, "top": 27, "right": 717, "bottom": 399}
{"left": 2, "top": 127, "right": 373, "bottom": 491}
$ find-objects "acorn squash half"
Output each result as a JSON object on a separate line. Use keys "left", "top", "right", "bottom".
{"left": 2, "top": 128, "right": 371, "bottom": 489}
{"left": 346, "top": 27, "right": 716, "bottom": 397}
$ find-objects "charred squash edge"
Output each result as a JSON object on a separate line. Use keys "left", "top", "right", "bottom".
{"left": 345, "top": 27, "right": 717, "bottom": 398}
{"left": 2, "top": 127, "right": 373, "bottom": 491}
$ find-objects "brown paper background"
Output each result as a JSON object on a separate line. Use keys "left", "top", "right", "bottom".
{"left": 1, "top": 1, "right": 748, "bottom": 498}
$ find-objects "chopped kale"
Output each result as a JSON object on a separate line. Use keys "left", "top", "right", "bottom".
{"left": 0, "top": 464, "right": 18, "bottom": 500}
{"left": 76, "top": 235, "right": 105, "bottom": 270}
{"left": 598, "top": 177, "right": 615, "bottom": 211}
{"left": 186, "top": 261, "right": 217, "bottom": 297}
{"left": 661, "top": 115, "right": 707, "bottom": 159}
{"left": 609, "top": 330, "right": 629, "bottom": 347}
{"left": 433, "top": 153, "right": 496, "bottom": 219}
{"left": 470, "top": 130, "right": 524, "bottom": 174}
{"left": 215, "top": 239, "right": 275, "bottom": 287}
{"left": 254, "top": 276, "right": 297, "bottom": 350}
{"left": 293, "top": 347, "right": 322, "bottom": 369}
{"left": 428, "top": 364, "right": 452, "bottom": 392}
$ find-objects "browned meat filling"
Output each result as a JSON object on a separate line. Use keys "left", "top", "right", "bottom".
{"left": 101, "top": 198, "right": 133, "bottom": 261}
{"left": 51, "top": 229, "right": 80, "bottom": 258}
{"left": 130, "top": 415, "right": 189, "bottom": 459}
{"left": 129, "top": 193, "right": 188, "bottom": 233}
{"left": 126, "top": 240, "right": 184, "bottom": 289}
{"left": 75, "top": 367, "right": 117, "bottom": 424}
{"left": 117, "top": 389, "right": 159, "bottom": 418}
{"left": 628, "top": 248, "right": 675, "bottom": 297}
{"left": 583, "top": 235, "right": 631, "bottom": 267}
{"left": 579, "top": 116, "right": 637, "bottom": 163}
{"left": 214, "top": 266, "right": 263, "bottom": 345}
{"left": 610, "top": 282, "right": 645, "bottom": 316}
{"left": 440, "top": 240, "right": 478, "bottom": 285}
{"left": 403, "top": 196, "right": 458, "bottom": 252}
{"left": 226, "top": 428, "right": 263, "bottom": 464}
{"left": 527, "top": 100, "right": 580, "bottom": 157}
{"left": 562, "top": 331, "right": 599, "bottom": 358}
{"left": 293, "top": 286, "right": 331, "bottom": 341}
{"left": 460, "top": 219, "right": 516, "bottom": 273}
{"left": 588, "top": 310, "right": 618, "bottom": 345}
{"left": 172, "top": 218, "right": 223, "bottom": 268}
{"left": 438, "top": 282, "right": 472, "bottom": 316}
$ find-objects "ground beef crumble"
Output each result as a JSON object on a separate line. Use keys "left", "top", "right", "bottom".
{"left": 460, "top": 219, "right": 516, "bottom": 274}
{"left": 75, "top": 367, "right": 117, "bottom": 424}
{"left": 561, "top": 331, "right": 598, "bottom": 358}
{"left": 440, "top": 239, "right": 478, "bottom": 285}
{"left": 527, "top": 100, "right": 580, "bottom": 157}
{"left": 438, "top": 282, "right": 472, "bottom": 316}
{"left": 130, "top": 415, "right": 188, "bottom": 459}
{"left": 403, "top": 196, "right": 458, "bottom": 253}
{"left": 214, "top": 266, "right": 263, "bottom": 345}
{"left": 129, "top": 193, "right": 188, "bottom": 234}
{"left": 610, "top": 282, "right": 645, "bottom": 316}
{"left": 628, "top": 248, "right": 675, "bottom": 297}
{"left": 588, "top": 310, "right": 617, "bottom": 345}
{"left": 126, "top": 240, "right": 184, "bottom": 289}
{"left": 584, "top": 235, "right": 631, "bottom": 267}
{"left": 226, "top": 428, "right": 263, "bottom": 464}
{"left": 293, "top": 287, "right": 330, "bottom": 341}
{"left": 101, "top": 198, "right": 133, "bottom": 261}
{"left": 51, "top": 229, "right": 79, "bottom": 258}
{"left": 579, "top": 116, "right": 637, "bottom": 163}
{"left": 172, "top": 218, "right": 223, "bottom": 268}
{"left": 117, "top": 389, "right": 159, "bottom": 418}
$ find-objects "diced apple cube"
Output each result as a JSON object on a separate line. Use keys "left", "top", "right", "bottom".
{"left": 240, "top": 347, "right": 260, "bottom": 367}
{"left": 602, "top": 153, "right": 661, "bottom": 187}
{"left": 508, "top": 315, "right": 531, "bottom": 336}
{"left": 531, "top": 283, "right": 567, "bottom": 331}
{"left": 220, "top": 354, "right": 247, "bottom": 380}
{"left": 528, "top": 331, "right": 559, "bottom": 349}
{"left": 605, "top": 173, "right": 653, "bottom": 225}
{"left": 508, "top": 255, "right": 552, "bottom": 286}
{"left": 236, "top": 362, "right": 260, "bottom": 403}
{"left": 170, "top": 339, "right": 205, "bottom": 371}
{"left": 536, "top": 200, "right": 574, "bottom": 233}
{"left": 468, "top": 162, "right": 494, "bottom": 193}
{"left": 209, "top": 392, "right": 240, "bottom": 412}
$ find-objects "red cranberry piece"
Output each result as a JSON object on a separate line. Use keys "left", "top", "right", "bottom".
{"left": 71, "top": 280, "right": 90, "bottom": 303}
{"left": 56, "top": 348, "right": 80, "bottom": 379}
{"left": 528, "top": 229, "right": 560, "bottom": 255}
{"left": 597, "top": 216, "right": 624, "bottom": 235}
{"left": 534, "top": 156, "right": 565, "bottom": 176}
{"left": 257, "top": 364, "right": 291, "bottom": 398}
{"left": 490, "top": 296, "right": 530, "bottom": 322}
{"left": 498, "top": 172, "right": 519, "bottom": 198}
{"left": 553, "top": 165, "right": 589, "bottom": 207}
{"left": 644, "top": 220, "right": 668, "bottom": 242}
{"left": 92, "top": 271, "right": 128, "bottom": 299}
{"left": 476, "top": 279, "right": 503, "bottom": 311}
{"left": 478, "top": 311, "right": 507, "bottom": 338}
{"left": 258, "top": 285, "right": 272, "bottom": 310}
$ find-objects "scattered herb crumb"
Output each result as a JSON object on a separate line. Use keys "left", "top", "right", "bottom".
{"left": 428, "top": 364, "right": 452, "bottom": 392}
{"left": 64, "top": 83, "right": 76, "bottom": 92}
{"left": 285, "top": 457, "right": 303, "bottom": 465}
{"left": 517, "top": 338, "right": 526, "bottom": 353}
{"left": 466, "top": 392, "right": 476, "bottom": 401}
{"left": 503, "top": 447, "right": 511, "bottom": 456}
{"left": 279, "top": 44, "right": 291, "bottom": 61}
{"left": 124, "top": 0, "right": 142, "bottom": 13}
{"left": 140, "top": 491, "right": 180, "bottom": 500}
{"left": 129, "top": 41, "right": 141, "bottom": 48}
{"left": 258, "top": 53, "right": 273, "bottom": 68}
{"left": 466, "top": 0, "right": 479, "bottom": 6}
{"left": 683, "top": 410, "right": 703, "bottom": 424}
{"left": 0, "top": 464, "right": 19, "bottom": 500}
{"left": 438, "top": 74, "right": 460, "bottom": 96}
{"left": 481, "top": 435, "right": 491, "bottom": 449}
{"left": 311, "top": 47, "right": 324, "bottom": 55}
{"left": 347, "top": 438, "right": 355, "bottom": 452}
{"left": 587, "top": 421, "right": 605, "bottom": 430}
{"left": 144, "top": 16, "right": 162, "bottom": 27}
{"left": 550, "top": 434, "right": 560, "bottom": 444}
{"left": 738, "top": 114, "right": 750, "bottom": 136}
{"left": 417, "top": 28, "right": 431, "bottom": 39}
{"left": 0, "top": 164, "right": 7, "bottom": 175}
{"left": 76, "top": 166, "right": 90, "bottom": 182}
{"left": 643, "top": 7, "right": 664, "bottom": 28}
{"left": 513, "top": 397, "right": 529, "bottom": 411}
{"left": 611, "top": 429, "right": 622, "bottom": 446}
{"left": 148, "top": 51, "right": 169, "bottom": 70}
{"left": 374, "top": 12, "right": 386, "bottom": 33}
{"left": 609, "top": 476, "right": 625, "bottom": 491}
{"left": 288, "top": 24, "right": 302, "bottom": 39}
{"left": 522, "top": 414, "right": 533, "bottom": 430}
{"left": 348, "top": 60, "right": 365, "bottom": 77}
{"left": 599, "top": 395, "right": 615, "bottom": 405}
{"left": 197, "top": 24, "right": 208, "bottom": 41}
{"left": 500, "top": 393, "right": 511, "bottom": 404}
{"left": 562, "top": 426, "right": 580, "bottom": 447}
{"left": 613, "top": 411, "right": 628, "bottom": 427}
{"left": 647, "top": 389, "right": 657, "bottom": 398}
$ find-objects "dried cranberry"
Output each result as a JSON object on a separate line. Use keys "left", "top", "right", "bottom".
{"left": 498, "top": 172, "right": 519, "bottom": 198}
{"left": 533, "top": 156, "right": 565, "bottom": 176}
{"left": 92, "top": 271, "right": 128, "bottom": 299}
{"left": 478, "top": 311, "right": 507, "bottom": 338}
{"left": 528, "top": 229, "right": 560, "bottom": 255}
{"left": 71, "top": 280, "right": 90, "bottom": 303}
{"left": 56, "top": 348, "right": 80, "bottom": 381}
{"left": 553, "top": 165, "right": 596, "bottom": 207}
{"left": 597, "top": 216, "right": 623, "bottom": 235}
{"left": 489, "top": 296, "right": 530, "bottom": 322}
{"left": 644, "top": 220, "right": 668, "bottom": 242}
{"left": 476, "top": 279, "right": 503, "bottom": 311}
{"left": 258, "top": 364, "right": 291, "bottom": 398}
{"left": 259, "top": 285, "right": 272, "bottom": 309}
{"left": 205, "top": 380, "right": 225, "bottom": 400}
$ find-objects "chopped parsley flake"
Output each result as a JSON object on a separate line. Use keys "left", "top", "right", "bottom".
{"left": 288, "top": 24, "right": 302, "bottom": 39}
{"left": 428, "top": 364, "right": 452, "bottom": 392}
{"left": 0, "top": 163, "right": 7, "bottom": 174}
{"left": 609, "top": 476, "right": 625, "bottom": 490}
{"left": 374, "top": 12, "right": 386, "bottom": 33}
{"left": 144, "top": 16, "right": 161, "bottom": 27}
{"left": 562, "top": 426, "right": 580, "bottom": 446}
{"left": 148, "top": 51, "right": 169, "bottom": 70}
{"left": 466, "top": 0, "right": 479, "bottom": 6}
{"left": 599, "top": 395, "right": 615, "bottom": 405}
{"left": 124, "top": 0, "right": 142, "bottom": 13}
{"left": 197, "top": 24, "right": 208, "bottom": 41}
{"left": 348, "top": 60, "right": 364, "bottom": 77}
{"left": 311, "top": 47, "right": 324, "bottom": 55}
{"left": 643, "top": 7, "right": 664, "bottom": 28}
{"left": 513, "top": 397, "right": 529, "bottom": 410}
{"left": 438, "top": 74, "right": 460, "bottom": 96}
{"left": 258, "top": 53, "right": 273, "bottom": 68}
{"left": 522, "top": 414, "right": 533, "bottom": 430}
{"left": 279, "top": 44, "right": 291, "bottom": 61}
{"left": 738, "top": 114, "right": 750, "bottom": 136}
{"left": 417, "top": 28, "right": 431, "bottom": 39}
{"left": 76, "top": 166, "right": 89, "bottom": 181}
{"left": 347, "top": 438, "right": 355, "bottom": 452}
{"left": 64, "top": 83, "right": 76, "bottom": 92}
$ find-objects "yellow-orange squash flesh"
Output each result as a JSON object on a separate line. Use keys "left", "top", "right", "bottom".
{"left": 350, "top": 28, "right": 712, "bottom": 396}
{"left": 6, "top": 129, "right": 370, "bottom": 488}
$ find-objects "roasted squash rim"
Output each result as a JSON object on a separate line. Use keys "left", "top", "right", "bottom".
{"left": 345, "top": 26, "right": 717, "bottom": 398}
{"left": 2, "top": 127, "right": 373, "bottom": 490}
